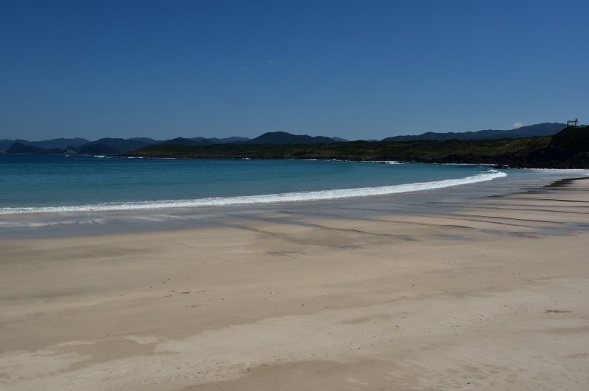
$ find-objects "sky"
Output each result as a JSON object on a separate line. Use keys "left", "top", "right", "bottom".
{"left": 1, "top": 0, "right": 588, "bottom": 141}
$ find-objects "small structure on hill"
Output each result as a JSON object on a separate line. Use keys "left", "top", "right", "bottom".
{"left": 567, "top": 118, "right": 578, "bottom": 127}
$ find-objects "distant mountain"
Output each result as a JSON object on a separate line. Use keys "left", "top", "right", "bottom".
{"left": 0, "top": 137, "right": 89, "bottom": 152}
{"left": 129, "top": 137, "right": 160, "bottom": 144}
{"left": 383, "top": 123, "right": 567, "bottom": 141}
{"left": 245, "top": 131, "right": 336, "bottom": 145}
{"left": 78, "top": 138, "right": 152, "bottom": 155}
{"left": 7, "top": 142, "right": 54, "bottom": 154}
{"left": 0, "top": 139, "right": 18, "bottom": 152}
{"left": 188, "top": 137, "right": 214, "bottom": 145}
{"left": 29, "top": 137, "right": 90, "bottom": 149}
{"left": 1, "top": 123, "right": 575, "bottom": 156}
{"left": 152, "top": 136, "right": 252, "bottom": 146}
{"left": 208, "top": 136, "right": 250, "bottom": 144}
{"left": 158, "top": 137, "right": 213, "bottom": 147}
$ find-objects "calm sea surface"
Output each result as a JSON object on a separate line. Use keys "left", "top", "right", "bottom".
{"left": 0, "top": 155, "right": 587, "bottom": 214}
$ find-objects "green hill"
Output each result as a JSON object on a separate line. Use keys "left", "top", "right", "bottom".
{"left": 126, "top": 127, "right": 588, "bottom": 168}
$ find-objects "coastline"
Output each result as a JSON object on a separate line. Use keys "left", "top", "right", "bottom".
{"left": 1, "top": 176, "right": 589, "bottom": 390}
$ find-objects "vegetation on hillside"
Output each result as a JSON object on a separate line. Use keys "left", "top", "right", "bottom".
{"left": 125, "top": 127, "right": 589, "bottom": 168}
{"left": 126, "top": 135, "right": 552, "bottom": 164}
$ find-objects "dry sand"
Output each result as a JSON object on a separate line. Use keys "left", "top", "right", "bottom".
{"left": 1, "top": 178, "right": 589, "bottom": 390}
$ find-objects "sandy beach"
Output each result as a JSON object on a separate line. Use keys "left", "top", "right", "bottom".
{"left": 1, "top": 178, "right": 589, "bottom": 390}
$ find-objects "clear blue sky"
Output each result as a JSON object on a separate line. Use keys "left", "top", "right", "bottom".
{"left": 1, "top": 0, "right": 588, "bottom": 141}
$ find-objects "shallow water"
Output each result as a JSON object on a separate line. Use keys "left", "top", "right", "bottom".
{"left": 0, "top": 155, "right": 587, "bottom": 239}
{"left": 1, "top": 155, "right": 505, "bottom": 213}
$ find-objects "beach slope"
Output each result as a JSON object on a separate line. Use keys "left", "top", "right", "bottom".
{"left": 1, "top": 179, "right": 589, "bottom": 390}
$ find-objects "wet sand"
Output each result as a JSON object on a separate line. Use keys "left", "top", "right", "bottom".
{"left": 1, "top": 178, "right": 589, "bottom": 390}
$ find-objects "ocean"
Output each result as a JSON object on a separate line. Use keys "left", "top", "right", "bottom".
{"left": 1, "top": 154, "right": 588, "bottom": 215}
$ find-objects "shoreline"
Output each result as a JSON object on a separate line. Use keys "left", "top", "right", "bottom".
{"left": 1, "top": 169, "right": 587, "bottom": 241}
{"left": 1, "top": 176, "right": 589, "bottom": 390}
{"left": 0, "top": 167, "right": 505, "bottom": 217}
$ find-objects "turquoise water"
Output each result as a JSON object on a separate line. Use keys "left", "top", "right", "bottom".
{"left": 0, "top": 154, "right": 585, "bottom": 214}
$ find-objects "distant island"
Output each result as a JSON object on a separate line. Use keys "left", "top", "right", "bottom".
{"left": 2, "top": 122, "right": 588, "bottom": 168}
